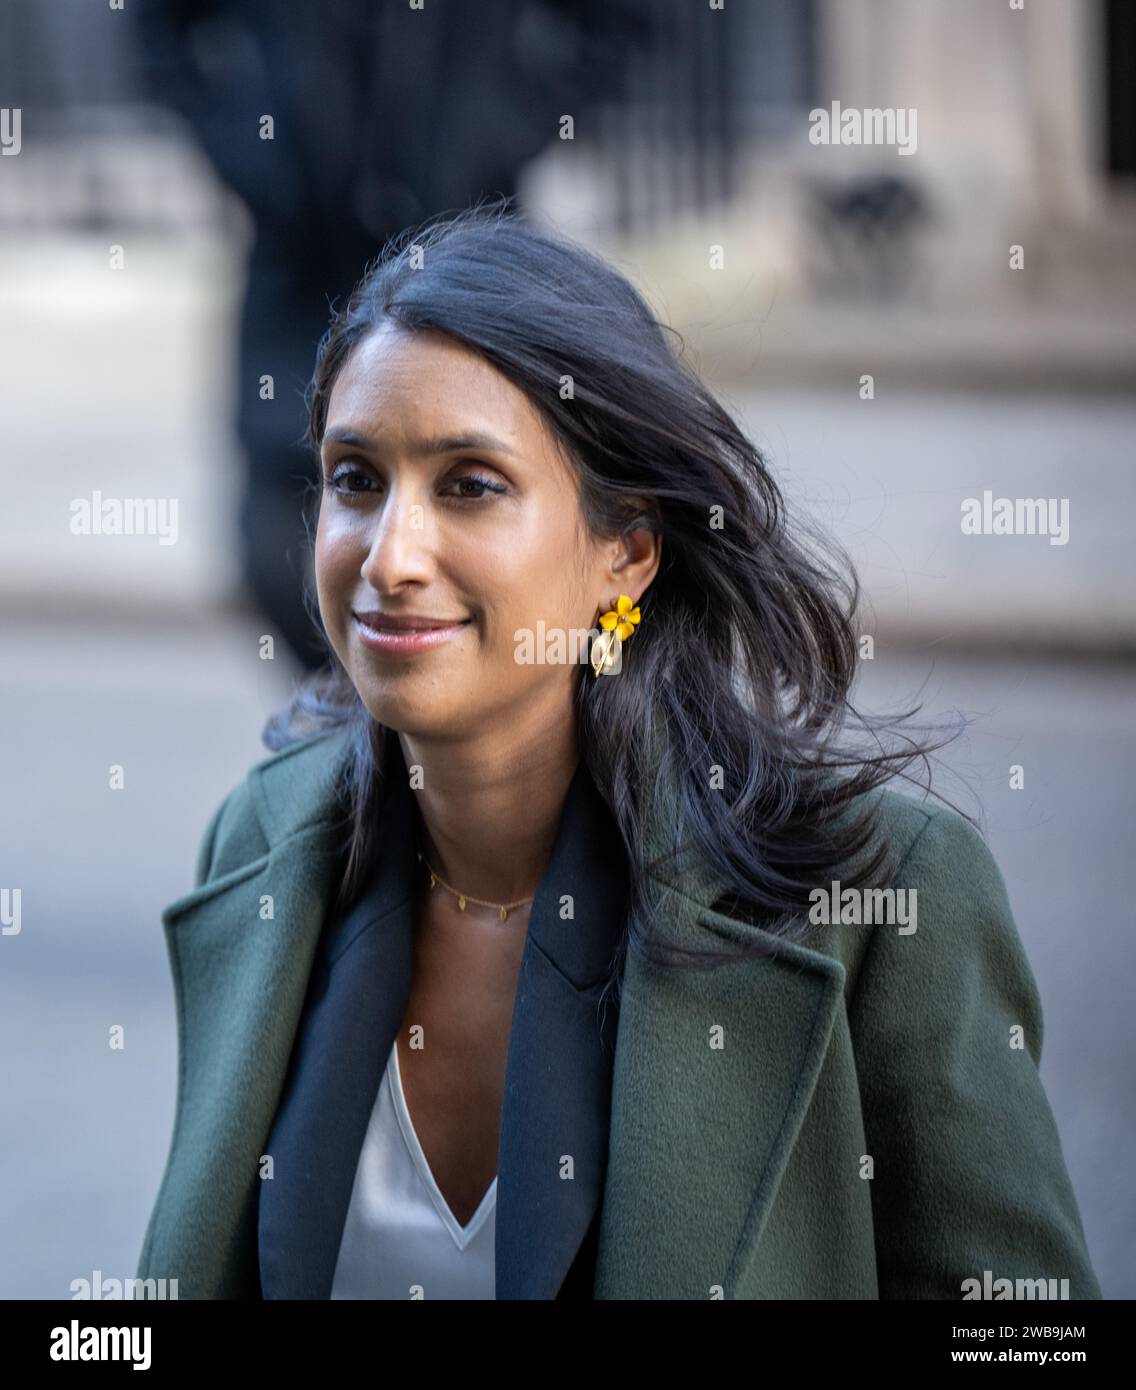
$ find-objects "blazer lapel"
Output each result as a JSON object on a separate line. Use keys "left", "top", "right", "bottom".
{"left": 494, "top": 755, "right": 627, "bottom": 1299}
{"left": 257, "top": 738, "right": 419, "bottom": 1299}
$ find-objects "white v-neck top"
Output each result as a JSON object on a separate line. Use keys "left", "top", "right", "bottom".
{"left": 330, "top": 1039, "right": 497, "bottom": 1300}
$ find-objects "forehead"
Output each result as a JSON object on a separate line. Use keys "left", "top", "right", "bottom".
{"left": 325, "top": 323, "right": 542, "bottom": 439}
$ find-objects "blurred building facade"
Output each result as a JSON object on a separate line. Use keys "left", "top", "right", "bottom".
{"left": 1, "top": 0, "right": 1132, "bottom": 648}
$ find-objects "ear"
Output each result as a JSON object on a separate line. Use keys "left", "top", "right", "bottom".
{"left": 601, "top": 507, "right": 662, "bottom": 607}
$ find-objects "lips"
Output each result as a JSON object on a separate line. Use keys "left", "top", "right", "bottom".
{"left": 351, "top": 610, "right": 472, "bottom": 656}
{"left": 353, "top": 611, "right": 470, "bottom": 633}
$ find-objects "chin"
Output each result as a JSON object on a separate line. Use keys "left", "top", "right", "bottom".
{"left": 357, "top": 685, "right": 453, "bottom": 737}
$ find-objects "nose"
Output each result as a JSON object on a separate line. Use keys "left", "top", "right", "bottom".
{"left": 359, "top": 488, "right": 435, "bottom": 593}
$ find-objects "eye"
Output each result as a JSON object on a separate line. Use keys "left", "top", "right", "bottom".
{"left": 324, "top": 462, "right": 377, "bottom": 497}
{"left": 442, "top": 468, "right": 509, "bottom": 501}
{"left": 322, "top": 460, "right": 509, "bottom": 503}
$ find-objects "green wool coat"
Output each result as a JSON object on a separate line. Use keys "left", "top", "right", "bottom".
{"left": 136, "top": 726, "right": 1101, "bottom": 1299}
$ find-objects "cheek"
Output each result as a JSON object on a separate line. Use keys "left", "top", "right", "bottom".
{"left": 480, "top": 513, "right": 592, "bottom": 634}
{"left": 315, "top": 505, "right": 358, "bottom": 565}
{"left": 313, "top": 518, "right": 332, "bottom": 600}
{"left": 313, "top": 513, "right": 356, "bottom": 632}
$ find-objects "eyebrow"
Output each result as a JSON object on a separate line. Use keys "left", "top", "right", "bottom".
{"left": 321, "top": 427, "right": 516, "bottom": 458}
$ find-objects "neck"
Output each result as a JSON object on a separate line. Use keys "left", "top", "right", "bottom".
{"left": 397, "top": 709, "right": 580, "bottom": 907}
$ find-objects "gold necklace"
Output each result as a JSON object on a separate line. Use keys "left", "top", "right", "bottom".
{"left": 416, "top": 848, "right": 535, "bottom": 923}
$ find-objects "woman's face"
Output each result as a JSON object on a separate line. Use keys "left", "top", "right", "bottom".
{"left": 315, "top": 323, "right": 655, "bottom": 740}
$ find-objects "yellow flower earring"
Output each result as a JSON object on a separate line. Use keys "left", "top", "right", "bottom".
{"left": 591, "top": 594, "right": 642, "bottom": 677}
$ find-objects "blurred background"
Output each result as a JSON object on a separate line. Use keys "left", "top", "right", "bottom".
{"left": 1, "top": 0, "right": 1132, "bottom": 1299}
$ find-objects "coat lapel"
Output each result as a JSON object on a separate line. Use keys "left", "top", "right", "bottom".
{"left": 592, "top": 890, "right": 846, "bottom": 1297}
{"left": 137, "top": 790, "right": 346, "bottom": 1299}
{"left": 141, "top": 724, "right": 848, "bottom": 1300}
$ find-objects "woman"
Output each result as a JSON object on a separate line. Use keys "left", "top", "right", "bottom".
{"left": 137, "top": 203, "right": 1101, "bottom": 1300}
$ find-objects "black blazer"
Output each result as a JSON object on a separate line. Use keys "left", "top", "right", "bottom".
{"left": 257, "top": 733, "right": 629, "bottom": 1299}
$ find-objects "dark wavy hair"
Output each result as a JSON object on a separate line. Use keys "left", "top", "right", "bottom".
{"left": 263, "top": 197, "right": 960, "bottom": 1000}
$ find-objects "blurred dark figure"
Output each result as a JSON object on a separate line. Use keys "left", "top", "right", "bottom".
{"left": 810, "top": 174, "right": 932, "bottom": 303}
{"left": 133, "top": 0, "right": 656, "bottom": 669}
